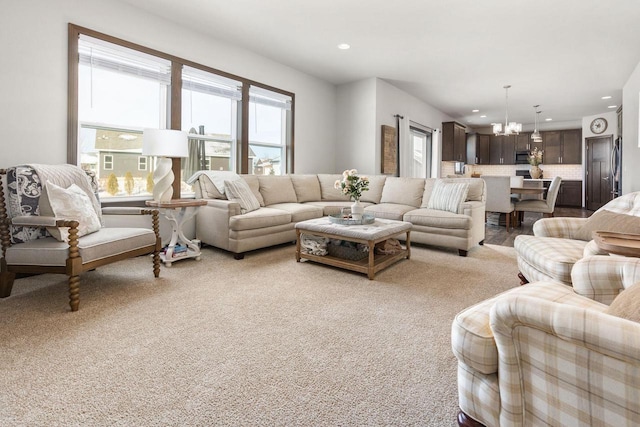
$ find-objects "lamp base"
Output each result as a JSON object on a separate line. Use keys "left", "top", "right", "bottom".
{"left": 152, "top": 157, "right": 174, "bottom": 202}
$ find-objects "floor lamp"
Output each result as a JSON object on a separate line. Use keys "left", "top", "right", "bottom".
{"left": 143, "top": 129, "right": 189, "bottom": 202}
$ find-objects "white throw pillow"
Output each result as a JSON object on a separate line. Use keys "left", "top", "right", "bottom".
{"left": 44, "top": 181, "right": 102, "bottom": 242}
{"left": 224, "top": 179, "right": 261, "bottom": 214}
{"left": 427, "top": 181, "right": 469, "bottom": 214}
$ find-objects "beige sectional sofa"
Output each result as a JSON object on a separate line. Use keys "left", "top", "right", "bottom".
{"left": 193, "top": 173, "right": 486, "bottom": 259}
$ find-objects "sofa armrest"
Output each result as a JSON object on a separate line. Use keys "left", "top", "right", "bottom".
{"left": 532, "top": 217, "right": 588, "bottom": 238}
{"left": 195, "top": 199, "right": 242, "bottom": 250}
{"left": 491, "top": 294, "right": 639, "bottom": 425}
{"left": 571, "top": 255, "right": 640, "bottom": 304}
{"left": 461, "top": 200, "right": 486, "bottom": 245}
{"left": 10, "top": 215, "right": 60, "bottom": 227}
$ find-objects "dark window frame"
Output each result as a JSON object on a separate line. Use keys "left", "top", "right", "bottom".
{"left": 68, "top": 23, "right": 295, "bottom": 198}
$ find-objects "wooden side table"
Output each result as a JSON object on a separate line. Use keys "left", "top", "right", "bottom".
{"left": 145, "top": 199, "right": 207, "bottom": 267}
{"left": 593, "top": 231, "right": 640, "bottom": 258}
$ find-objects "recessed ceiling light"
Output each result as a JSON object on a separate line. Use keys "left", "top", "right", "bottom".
{"left": 472, "top": 109, "right": 479, "bottom": 113}
{"left": 480, "top": 115, "right": 486, "bottom": 118}
{"left": 545, "top": 118, "right": 553, "bottom": 121}
{"left": 601, "top": 96, "right": 612, "bottom": 100}
{"left": 337, "top": 43, "right": 350, "bottom": 50}
{"left": 607, "top": 105, "right": 617, "bottom": 109}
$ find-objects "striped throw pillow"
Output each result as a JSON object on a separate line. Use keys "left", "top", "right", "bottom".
{"left": 427, "top": 181, "right": 469, "bottom": 214}
{"left": 224, "top": 179, "right": 261, "bottom": 214}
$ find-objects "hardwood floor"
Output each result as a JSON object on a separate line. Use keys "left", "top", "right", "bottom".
{"left": 484, "top": 207, "right": 593, "bottom": 247}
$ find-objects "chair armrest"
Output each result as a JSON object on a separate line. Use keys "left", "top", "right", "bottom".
{"left": 491, "top": 294, "right": 640, "bottom": 424}
{"left": 11, "top": 215, "right": 61, "bottom": 227}
{"left": 571, "top": 255, "right": 640, "bottom": 304}
{"left": 532, "top": 217, "right": 588, "bottom": 238}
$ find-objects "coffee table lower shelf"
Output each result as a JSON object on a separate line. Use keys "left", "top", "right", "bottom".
{"left": 297, "top": 249, "right": 410, "bottom": 279}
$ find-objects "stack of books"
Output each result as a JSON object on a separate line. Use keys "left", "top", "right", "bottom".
{"left": 162, "top": 244, "right": 189, "bottom": 258}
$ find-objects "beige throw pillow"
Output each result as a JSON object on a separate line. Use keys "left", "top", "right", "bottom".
{"left": 605, "top": 282, "right": 640, "bottom": 323}
{"left": 42, "top": 181, "right": 102, "bottom": 242}
{"left": 573, "top": 209, "right": 640, "bottom": 241}
{"left": 427, "top": 181, "right": 469, "bottom": 214}
{"left": 224, "top": 179, "right": 261, "bottom": 214}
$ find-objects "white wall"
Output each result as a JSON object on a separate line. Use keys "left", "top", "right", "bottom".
{"left": 622, "top": 61, "right": 640, "bottom": 194}
{"left": 335, "top": 78, "right": 377, "bottom": 174}
{"left": 374, "top": 79, "right": 454, "bottom": 177}
{"left": 1, "top": 0, "right": 337, "bottom": 173}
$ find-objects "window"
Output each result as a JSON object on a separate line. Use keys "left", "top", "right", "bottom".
{"left": 68, "top": 24, "right": 295, "bottom": 201}
{"left": 248, "top": 86, "right": 292, "bottom": 175}
{"left": 103, "top": 154, "right": 113, "bottom": 170}
{"left": 408, "top": 125, "right": 432, "bottom": 178}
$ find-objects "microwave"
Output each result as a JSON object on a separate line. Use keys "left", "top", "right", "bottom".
{"left": 515, "top": 151, "right": 530, "bottom": 164}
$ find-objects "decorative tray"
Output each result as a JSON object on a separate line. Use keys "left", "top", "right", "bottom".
{"left": 593, "top": 231, "right": 640, "bottom": 258}
{"left": 328, "top": 214, "right": 375, "bottom": 226}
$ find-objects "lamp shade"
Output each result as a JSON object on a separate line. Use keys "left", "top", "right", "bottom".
{"left": 142, "top": 129, "right": 189, "bottom": 158}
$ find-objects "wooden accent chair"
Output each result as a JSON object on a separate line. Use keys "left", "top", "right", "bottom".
{"left": 0, "top": 165, "right": 161, "bottom": 311}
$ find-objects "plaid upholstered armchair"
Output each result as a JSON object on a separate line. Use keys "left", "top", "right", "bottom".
{"left": 0, "top": 164, "right": 161, "bottom": 311}
{"left": 514, "top": 191, "right": 640, "bottom": 286}
{"left": 452, "top": 255, "right": 640, "bottom": 426}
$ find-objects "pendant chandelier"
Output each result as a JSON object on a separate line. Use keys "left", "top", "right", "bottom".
{"left": 493, "top": 85, "right": 522, "bottom": 136}
{"left": 531, "top": 105, "right": 542, "bottom": 143}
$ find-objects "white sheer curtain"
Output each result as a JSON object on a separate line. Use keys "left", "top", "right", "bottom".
{"left": 431, "top": 128, "right": 440, "bottom": 178}
{"left": 399, "top": 116, "right": 412, "bottom": 177}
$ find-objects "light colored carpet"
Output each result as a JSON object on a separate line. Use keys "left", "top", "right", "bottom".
{"left": 1, "top": 243, "right": 519, "bottom": 426}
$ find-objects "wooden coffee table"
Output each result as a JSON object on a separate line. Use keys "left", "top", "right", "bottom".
{"left": 295, "top": 217, "right": 411, "bottom": 279}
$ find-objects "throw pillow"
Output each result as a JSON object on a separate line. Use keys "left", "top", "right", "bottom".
{"left": 224, "top": 179, "right": 261, "bottom": 214}
{"left": 427, "top": 181, "right": 469, "bottom": 214}
{"left": 605, "top": 282, "right": 640, "bottom": 323}
{"left": 43, "top": 181, "right": 102, "bottom": 242}
{"left": 573, "top": 209, "right": 640, "bottom": 241}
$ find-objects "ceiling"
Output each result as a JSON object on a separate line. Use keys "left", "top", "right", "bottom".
{"left": 120, "top": 0, "right": 640, "bottom": 129}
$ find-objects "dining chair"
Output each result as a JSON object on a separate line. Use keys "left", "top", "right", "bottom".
{"left": 514, "top": 176, "right": 562, "bottom": 221}
{"left": 481, "top": 175, "right": 515, "bottom": 231}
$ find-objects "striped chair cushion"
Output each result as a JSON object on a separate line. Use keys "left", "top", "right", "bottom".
{"left": 514, "top": 235, "right": 587, "bottom": 284}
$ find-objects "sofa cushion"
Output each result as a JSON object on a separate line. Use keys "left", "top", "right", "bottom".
{"left": 304, "top": 201, "right": 365, "bottom": 216}
{"left": 360, "top": 175, "right": 386, "bottom": 204}
{"left": 268, "top": 203, "right": 324, "bottom": 222}
{"left": 605, "top": 282, "right": 640, "bottom": 323}
{"left": 427, "top": 181, "right": 469, "bottom": 214}
{"left": 228, "top": 207, "right": 292, "bottom": 231}
{"left": 289, "top": 175, "right": 322, "bottom": 203}
{"left": 240, "top": 175, "right": 265, "bottom": 207}
{"left": 41, "top": 181, "right": 102, "bottom": 242}
{"left": 514, "top": 235, "right": 588, "bottom": 284}
{"left": 379, "top": 177, "right": 424, "bottom": 207}
{"left": 404, "top": 208, "right": 472, "bottom": 230}
{"left": 364, "top": 203, "right": 416, "bottom": 221}
{"left": 224, "top": 179, "right": 261, "bottom": 214}
{"left": 573, "top": 209, "right": 640, "bottom": 241}
{"left": 258, "top": 175, "right": 297, "bottom": 206}
{"left": 317, "top": 174, "right": 350, "bottom": 201}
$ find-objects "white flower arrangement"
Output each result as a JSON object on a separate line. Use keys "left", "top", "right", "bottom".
{"left": 333, "top": 169, "right": 370, "bottom": 201}
{"left": 528, "top": 147, "right": 544, "bottom": 166}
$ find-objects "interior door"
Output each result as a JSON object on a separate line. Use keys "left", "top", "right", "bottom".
{"left": 586, "top": 135, "right": 613, "bottom": 211}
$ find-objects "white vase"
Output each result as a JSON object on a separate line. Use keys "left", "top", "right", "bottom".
{"left": 530, "top": 165, "right": 543, "bottom": 179}
{"left": 351, "top": 199, "right": 364, "bottom": 220}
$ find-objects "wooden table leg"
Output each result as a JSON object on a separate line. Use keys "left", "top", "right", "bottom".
{"left": 367, "top": 240, "right": 375, "bottom": 280}
{"left": 405, "top": 230, "right": 411, "bottom": 259}
{"left": 295, "top": 229, "right": 301, "bottom": 262}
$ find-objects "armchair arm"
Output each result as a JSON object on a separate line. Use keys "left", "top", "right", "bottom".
{"left": 532, "top": 216, "right": 588, "bottom": 238}
{"left": 11, "top": 215, "right": 63, "bottom": 227}
{"left": 490, "top": 294, "right": 640, "bottom": 425}
{"left": 571, "top": 255, "right": 640, "bottom": 304}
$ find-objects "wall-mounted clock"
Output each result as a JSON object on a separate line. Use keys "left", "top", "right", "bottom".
{"left": 590, "top": 117, "right": 608, "bottom": 134}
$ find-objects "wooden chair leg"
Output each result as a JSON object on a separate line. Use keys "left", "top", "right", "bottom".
{"left": 68, "top": 274, "right": 80, "bottom": 312}
{"left": 506, "top": 211, "right": 511, "bottom": 231}
{"left": 457, "top": 410, "right": 486, "bottom": 427}
{"left": 0, "top": 270, "right": 16, "bottom": 298}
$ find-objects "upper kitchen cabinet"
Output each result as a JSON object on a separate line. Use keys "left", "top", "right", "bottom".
{"left": 442, "top": 121, "right": 466, "bottom": 162}
{"left": 514, "top": 133, "right": 533, "bottom": 151}
{"left": 489, "top": 134, "right": 515, "bottom": 164}
{"left": 475, "top": 134, "right": 491, "bottom": 164}
{"left": 541, "top": 129, "right": 582, "bottom": 164}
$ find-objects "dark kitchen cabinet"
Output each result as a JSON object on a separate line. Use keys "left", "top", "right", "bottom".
{"left": 489, "top": 134, "right": 515, "bottom": 164}
{"left": 556, "top": 180, "right": 582, "bottom": 207}
{"left": 542, "top": 129, "right": 582, "bottom": 164}
{"left": 515, "top": 133, "right": 533, "bottom": 151}
{"left": 476, "top": 134, "right": 490, "bottom": 164}
{"left": 442, "top": 121, "right": 466, "bottom": 162}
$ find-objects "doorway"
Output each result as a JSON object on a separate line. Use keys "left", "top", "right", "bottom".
{"left": 586, "top": 135, "right": 613, "bottom": 211}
